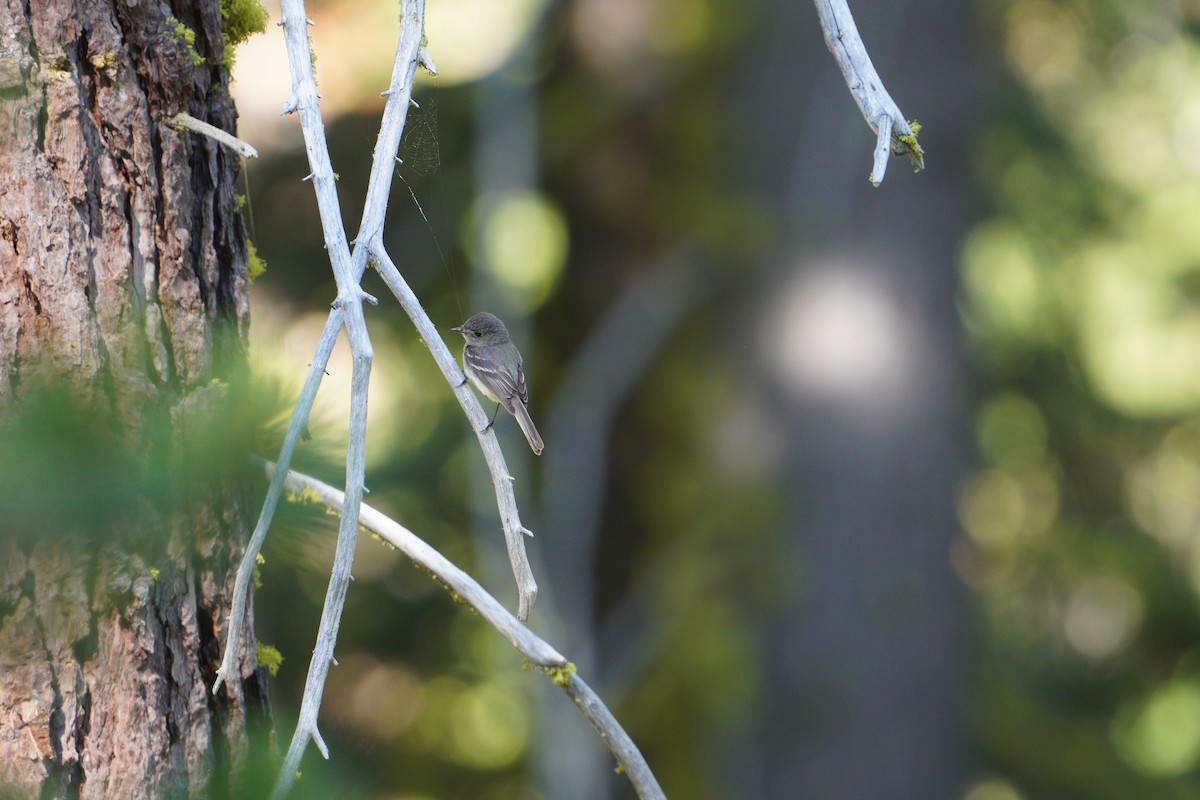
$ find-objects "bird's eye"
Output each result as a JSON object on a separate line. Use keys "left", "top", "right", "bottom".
{"left": 473, "top": 331, "right": 481, "bottom": 337}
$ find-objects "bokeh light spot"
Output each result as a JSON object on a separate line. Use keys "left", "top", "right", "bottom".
{"left": 961, "top": 222, "right": 1048, "bottom": 343}
{"left": 475, "top": 191, "right": 568, "bottom": 311}
{"left": 447, "top": 680, "right": 530, "bottom": 768}
{"left": 1063, "top": 577, "right": 1143, "bottom": 659}
{"left": 424, "top": 0, "right": 545, "bottom": 84}
{"left": 1128, "top": 421, "right": 1200, "bottom": 550}
{"left": 1113, "top": 680, "right": 1200, "bottom": 776}
{"left": 1005, "top": 0, "right": 1083, "bottom": 90}
{"left": 324, "top": 655, "right": 424, "bottom": 742}
{"left": 963, "top": 778, "right": 1025, "bottom": 800}
{"left": 763, "top": 261, "right": 913, "bottom": 415}
{"left": 959, "top": 470, "right": 1026, "bottom": 547}
{"left": 976, "top": 393, "right": 1048, "bottom": 471}
{"left": 1077, "top": 245, "right": 1200, "bottom": 415}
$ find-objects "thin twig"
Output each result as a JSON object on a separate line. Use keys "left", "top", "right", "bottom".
{"left": 561, "top": 675, "right": 667, "bottom": 800}
{"left": 211, "top": 317, "right": 339, "bottom": 695}
{"left": 812, "top": 0, "right": 924, "bottom": 184}
{"left": 268, "top": 461, "right": 666, "bottom": 800}
{"left": 163, "top": 113, "right": 259, "bottom": 158}
{"left": 369, "top": 244, "right": 539, "bottom": 620}
{"left": 871, "top": 114, "right": 894, "bottom": 187}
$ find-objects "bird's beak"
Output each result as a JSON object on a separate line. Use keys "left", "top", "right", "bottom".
{"left": 450, "top": 325, "right": 464, "bottom": 334}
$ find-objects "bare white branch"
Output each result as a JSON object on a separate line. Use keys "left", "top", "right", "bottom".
{"left": 264, "top": 0, "right": 379, "bottom": 794}
{"left": 214, "top": 0, "right": 433, "bottom": 702}
{"left": 812, "top": 0, "right": 924, "bottom": 184}
{"left": 269, "top": 462, "right": 665, "bottom": 800}
{"left": 214, "top": 4, "right": 555, "bottom": 799}
{"left": 162, "top": 113, "right": 259, "bottom": 158}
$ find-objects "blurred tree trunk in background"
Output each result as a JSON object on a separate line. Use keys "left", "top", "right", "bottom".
{"left": 731, "top": 0, "right": 981, "bottom": 796}
{"left": 0, "top": 1, "right": 264, "bottom": 796}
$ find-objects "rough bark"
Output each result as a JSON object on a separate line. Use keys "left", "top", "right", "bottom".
{"left": 0, "top": 0, "right": 264, "bottom": 797}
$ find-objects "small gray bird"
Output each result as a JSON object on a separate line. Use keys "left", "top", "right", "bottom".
{"left": 451, "top": 312, "right": 544, "bottom": 455}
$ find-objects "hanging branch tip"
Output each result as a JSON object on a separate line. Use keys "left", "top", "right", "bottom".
{"left": 813, "top": 0, "right": 925, "bottom": 185}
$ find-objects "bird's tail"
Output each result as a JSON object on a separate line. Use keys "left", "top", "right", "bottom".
{"left": 512, "top": 400, "right": 544, "bottom": 455}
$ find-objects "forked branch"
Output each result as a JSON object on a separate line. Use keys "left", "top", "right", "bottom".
{"left": 813, "top": 0, "right": 924, "bottom": 184}
{"left": 213, "top": 0, "right": 433, "bottom": 701}
{"left": 215, "top": 2, "right": 539, "bottom": 797}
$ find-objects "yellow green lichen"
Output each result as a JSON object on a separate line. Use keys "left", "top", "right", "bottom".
{"left": 89, "top": 52, "right": 119, "bottom": 72}
{"left": 285, "top": 486, "right": 323, "bottom": 506}
{"left": 408, "top": 562, "right": 476, "bottom": 611}
{"left": 899, "top": 119, "right": 925, "bottom": 171}
{"left": 538, "top": 661, "right": 577, "bottom": 688}
{"left": 255, "top": 642, "right": 284, "bottom": 676}
{"left": 166, "top": 17, "right": 205, "bottom": 67}
{"left": 871, "top": 119, "right": 925, "bottom": 185}
{"left": 246, "top": 239, "right": 267, "bottom": 283}
{"left": 369, "top": 530, "right": 399, "bottom": 552}
{"left": 220, "top": 0, "right": 269, "bottom": 69}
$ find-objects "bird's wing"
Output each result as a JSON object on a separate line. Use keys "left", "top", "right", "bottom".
{"left": 464, "top": 345, "right": 522, "bottom": 407}
{"left": 514, "top": 360, "right": 529, "bottom": 406}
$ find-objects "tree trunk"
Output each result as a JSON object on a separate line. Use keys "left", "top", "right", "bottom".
{"left": 0, "top": 1, "right": 264, "bottom": 797}
{"left": 727, "top": 0, "right": 979, "bottom": 796}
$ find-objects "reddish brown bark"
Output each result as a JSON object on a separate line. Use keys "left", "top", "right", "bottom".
{"left": 0, "top": 1, "right": 264, "bottom": 797}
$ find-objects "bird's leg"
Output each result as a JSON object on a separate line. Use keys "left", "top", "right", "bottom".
{"left": 486, "top": 403, "right": 501, "bottom": 430}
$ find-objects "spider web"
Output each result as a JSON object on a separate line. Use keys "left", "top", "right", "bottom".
{"left": 399, "top": 94, "right": 440, "bottom": 177}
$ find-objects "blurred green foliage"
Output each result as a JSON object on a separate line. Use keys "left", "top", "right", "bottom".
{"left": 222, "top": 0, "right": 1200, "bottom": 797}
{"left": 962, "top": 0, "right": 1200, "bottom": 796}
{"left": 0, "top": 373, "right": 285, "bottom": 543}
